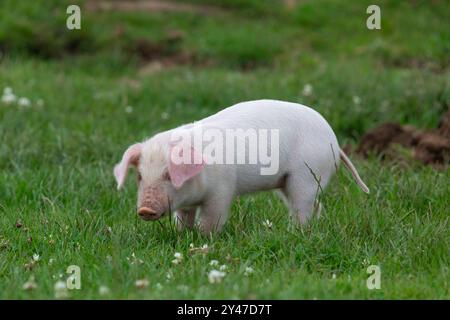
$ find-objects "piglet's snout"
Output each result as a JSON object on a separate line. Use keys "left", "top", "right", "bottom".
{"left": 137, "top": 207, "right": 161, "bottom": 221}
{"left": 137, "top": 185, "right": 169, "bottom": 221}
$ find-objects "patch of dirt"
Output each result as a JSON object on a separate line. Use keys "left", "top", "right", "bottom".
{"left": 438, "top": 107, "right": 450, "bottom": 139}
{"left": 414, "top": 131, "right": 450, "bottom": 166}
{"left": 137, "top": 50, "right": 202, "bottom": 75}
{"left": 383, "top": 56, "right": 449, "bottom": 74}
{"left": 125, "top": 30, "right": 211, "bottom": 75}
{"left": 283, "top": 0, "right": 299, "bottom": 9}
{"left": 86, "top": 0, "right": 225, "bottom": 15}
{"left": 133, "top": 30, "right": 184, "bottom": 60}
{"left": 355, "top": 107, "right": 450, "bottom": 169}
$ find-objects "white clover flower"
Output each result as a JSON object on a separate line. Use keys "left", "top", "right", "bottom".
{"left": 172, "top": 252, "right": 183, "bottom": 265}
{"left": 262, "top": 219, "right": 273, "bottom": 228}
{"left": 155, "top": 282, "right": 163, "bottom": 290}
{"left": 202, "top": 244, "right": 208, "bottom": 250}
{"left": 22, "top": 276, "right": 37, "bottom": 291}
{"left": 189, "top": 243, "right": 194, "bottom": 248}
{"left": 161, "top": 112, "right": 169, "bottom": 120}
{"left": 332, "top": 273, "right": 337, "bottom": 279}
{"left": 166, "top": 272, "right": 173, "bottom": 280}
{"left": 209, "top": 260, "right": 219, "bottom": 266}
{"left": 99, "top": 285, "right": 110, "bottom": 296}
{"left": 219, "top": 265, "right": 227, "bottom": 271}
{"left": 128, "top": 252, "right": 144, "bottom": 265}
{"left": 32, "top": 254, "right": 40, "bottom": 262}
{"left": 54, "top": 280, "right": 69, "bottom": 299}
{"left": 1, "top": 92, "right": 16, "bottom": 105}
{"left": 125, "top": 105, "right": 133, "bottom": 113}
{"left": 135, "top": 278, "right": 149, "bottom": 289}
{"left": 174, "top": 252, "right": 182, "bottom": 259}
{"left": 352, "top": 96, "right": 361, "bottom": 105}
{"left": 302, "top": 84, "right": 313, "bottom": 97}
{"left": 208, "top": 270, "right": 226, "bottom": 284}
{"left": 48, "top": 258, "right": 55, "bottom": 266}
{"left": 2, "top": 87, "right": 15, "bottom": 104}
{"left": 244, "top": 267, "right": 254, "bottom": 276}
{"left": 18, "top": 97, "right": 31, "bottom": 107}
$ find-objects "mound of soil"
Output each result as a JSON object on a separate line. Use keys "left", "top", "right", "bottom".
{"left": 86, "top": 0, "right": 224, "bottom": 15}
{"left": 438, "top": 108, "right": 450, "bottom": 139}
{"left": 355, "top": 108, "right": 450, "bottom": 168}
{"left": 133, "top": 31, "right": 210, "bottom": 75}
{"left": 116, "top": 28, "right": 209, "bottom": 75}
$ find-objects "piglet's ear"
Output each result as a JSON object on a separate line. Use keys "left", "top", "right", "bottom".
{"left": 168, "top": 144, "right": 204, "bottom": 189}
{"left": 114, "top": 143, "right": 142, "bottom": 190}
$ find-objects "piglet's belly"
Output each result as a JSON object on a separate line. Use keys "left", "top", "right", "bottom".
{"left": 233, "top": 164, "right": 287, "bottom": 195}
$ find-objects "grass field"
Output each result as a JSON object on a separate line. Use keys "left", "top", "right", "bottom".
{"left": 0, "top": 0, "right": 449, "bottom": 299}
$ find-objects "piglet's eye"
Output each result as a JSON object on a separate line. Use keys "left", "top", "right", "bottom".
{"left": 137, "top": 172, "right": 142, "bottom": 181}
{"left": 163, "top": 171, "right": 171, "bottom": 181}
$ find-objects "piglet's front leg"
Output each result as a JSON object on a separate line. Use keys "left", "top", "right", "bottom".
{"left": 198, "top": 194, "right": 232, "bottom": 235}
{"left": 175, "top": 207, "right": 197, "bottom": 230}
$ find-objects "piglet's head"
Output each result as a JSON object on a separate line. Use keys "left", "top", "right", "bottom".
{"left": 113, "top": 141, "right": 204, "bottom": 221}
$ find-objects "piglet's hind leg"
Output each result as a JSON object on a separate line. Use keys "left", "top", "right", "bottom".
{"left": 283, "top": 174, "right": 321, "bottom": 225}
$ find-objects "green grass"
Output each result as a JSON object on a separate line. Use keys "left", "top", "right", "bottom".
{"left": 0, "top": 0, "right": 449, "bottom": 299}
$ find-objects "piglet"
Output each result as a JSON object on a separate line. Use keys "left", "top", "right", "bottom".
{"left": 114, "top": 99, "right": 369, "bottom": 234}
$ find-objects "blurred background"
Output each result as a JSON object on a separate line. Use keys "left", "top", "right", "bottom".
{"left": 1, "top": 0, "right": 448, "bottom": 145}
{"left": 1, "top": 0, "right": 449, "bottom": 168}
